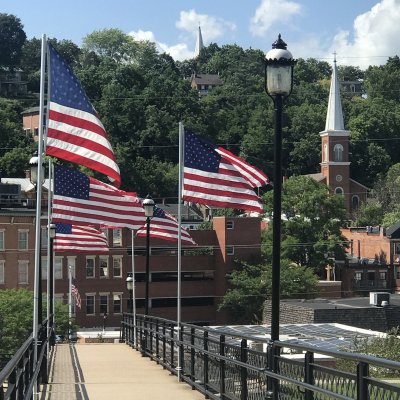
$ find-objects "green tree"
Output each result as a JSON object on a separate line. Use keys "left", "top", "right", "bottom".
{"left": 0, "top": 289, "right": 33, "bottom": 354}
{"left": 263, "top": 176, "right": 348, "bottom": 276}
{"left": 0, "top": 14, "right": 26, "bottom": 69}
{"left": 219, "top": 260, "right": 319, "bottom": 323}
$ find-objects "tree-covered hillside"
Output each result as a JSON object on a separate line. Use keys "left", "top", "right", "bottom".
{"left": 2, "top": 14, "right": 400, "bottom": 219}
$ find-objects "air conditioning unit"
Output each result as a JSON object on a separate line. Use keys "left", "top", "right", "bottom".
{"left": 369, "top": 292, "right": 390, "bottom": 306}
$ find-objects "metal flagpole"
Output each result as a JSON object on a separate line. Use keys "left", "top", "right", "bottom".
{"left": 131, "top": 230, "right": 137, "bottom": 346}
{"left": 46, "top": 159, "right": 52, "bottom": 360}
{"left": 32, "top": 34, "right": 47, "bottom": 399}
{"left": 177, "top": 122, "right": 184, "bottom": 381}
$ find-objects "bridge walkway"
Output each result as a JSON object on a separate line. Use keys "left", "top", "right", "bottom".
{"left": 41, "top": 343, "right": 204, "bottom": 400}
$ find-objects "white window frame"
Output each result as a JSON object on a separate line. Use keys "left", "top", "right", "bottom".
{"left": 226, "top": 220, "right": 234, "bottom": 230}
{"left": 18, "top": 260, "right": 29, "bottom": 284}
{"left": 333, "top": 144, "right": 344, "bottom": 162}
{"left": 0, "top": 230, "right": 4, "bottom": 250}
{"left": 113, "top": 256, "right": 122, "bottom": 278}
{"left": 86, "top": 256, "right": 95, "bottom": 279}
{"left": 18, "top": 229, "right": 29, "bottom": 250}
{"left": 334, "top": 187, "right": 344, "bottom": 195}
{"left": 0, "top": 261, "right": 4, "bottom": 284}
{"left": 86, "top": 293, "right": 96, "bottom": 315}
{"left": 226, "top": 246, "right": 235, "bottom": 256}
{"left": 67, "top": 257, "right": 76, "bottom": 278}
{"left": 54, "top": 257, "right": 63, "bottom": 280}
{"left": 113, "top": 293, "right": 122, "bottom": 314}
{"left": 99, "top": 293, "right": 109, "bottom": 315}
{"left": 99, "top": 256, "right": 109, "bottom": 278}
{"left": 112, "top": 228, "right": 122, "bottom": 247}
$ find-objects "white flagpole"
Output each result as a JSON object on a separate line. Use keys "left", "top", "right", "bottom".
{"left": 68, "top": 265, "right": 72, "bottom": 340}
{"left": 177, "top": 122, "right": 184, "bottom": 381}
{"left": 32, "top": 34, "right": 47, "bottom": 399}
{"left": 46, "top": 159, "right": 52, "bottom": 361}
{"left": 131, "top": 230, "right": 137, "bottom": 346}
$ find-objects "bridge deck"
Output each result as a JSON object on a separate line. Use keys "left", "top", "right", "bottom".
{"left": 41, "top": 343, "right": 204, "bottom": 400}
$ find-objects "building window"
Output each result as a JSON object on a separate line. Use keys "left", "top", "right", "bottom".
{"left": 113, "top": 294, "right": 122, "bottom": 314}
{"left": 226, "top": 246, "right": 234, "bottom": 255}
{"left": 99, "top": 294, "right": 108, "bottom": 315}
{"left": 86, "top": 294, "right": 95, "bottom": 315}
{"left": 352, "top": 195, "right": 360, "bottom": 212}
{"left": 86, "top": 257, "right": 95, "bottom": 278}
{"left": 99, "top": 256, "right": 109, "bottom": 278}
{"left": 0, "top": 230, "right": 4, "bottom": 250}
{"left": 355, "top": 271, "right": 362, "bottom": 281}
{"left": 113, "top": 256, "right": 122, "bottom": 278}
{"left": 323, "top": 143, "right": 328, "bottom": 162}
{"left": 379, "top": 271, "right": 387, "bottom": 280}
{"left": 55, "top": 257, "right": 63, "bottom": 280}
{"left": 112, "top": 229, "right": 122, "bottom": 247}
{"left": 18, "top": 261, "right": 29, "bottom": 284}
{"left": 41, "top": 256, "right": 48, "bottom": 280}
{"left": 41, "top": 227, "right": 48, "bottom": 249}
{"left": 226, "top": 221, "right": 234, "bottom": 230}
{"left": 333, "top": 144, "right": 344, "bottom": 162}
{"left": 67, "top": 258, "right": 76, "bottom": 278}
{"left": 18, "top": 230, "right": 28, "bottom": 250}
{"left": 334, "top": 187, "right": 344, "bottom": 195}
{"left": 0, "top": 261, "right": 4, "bottom": 284}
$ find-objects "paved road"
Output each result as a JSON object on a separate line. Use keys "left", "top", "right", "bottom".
{"left": 42, "top": 343, "right": 205, "bottom": 400}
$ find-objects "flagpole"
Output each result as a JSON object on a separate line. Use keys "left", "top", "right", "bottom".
{"left": 32, "top": 34, "right": 47, "bottom": 399}
{"left": 177, "top": 122, "right": 184, "bottom": 381}
{"left": 68, "top": 265, "right": 72, "bottom": 340}
{"left": 131, "top": 230, "right": 137, "bottom": 347}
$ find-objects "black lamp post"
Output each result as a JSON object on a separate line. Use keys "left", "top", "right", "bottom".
{"left": 29, "top": 152, "right": 43, "bottom": 325}
{"left": 264, "top": 34, "right": 295, "bottom": 342}
{"left": 48, "top": 223, "right": 56, "bottom": 343}
{"left": 143, "top": 195, "right": 155, "bottom": 316}
{"left": 126, "top": 274, "right": 133, "bottom": 313}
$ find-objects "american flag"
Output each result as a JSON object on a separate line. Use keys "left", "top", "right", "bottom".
{"left": 53, "top": 165, "right": 145, "bottom": 230}
{"left": 46, "top": 44, "right": 121, "bottom": 187}
{"left": 71, "top": 281, "right": 81, "bottom": 310}
{"left": 183, "top": 130, "right": 269, "bottom": 212}
{"left": 136, "top": 206, "right": 196, "bottom": 245}
{"left": 54, "top": 223, "right": 109, "bottom": 253}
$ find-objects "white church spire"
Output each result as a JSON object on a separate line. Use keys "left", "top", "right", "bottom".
{"left": 194, "top": 25, "right": 204, "bottom": 59}
{"left": 325, "top": 53, "right": 345, "bottom": 131}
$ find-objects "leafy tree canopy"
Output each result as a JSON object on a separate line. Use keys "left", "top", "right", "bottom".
{"left": 0, "top": 13, "right": 26, "bottom": 69}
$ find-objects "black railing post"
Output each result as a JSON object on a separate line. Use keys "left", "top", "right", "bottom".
{"left": 149, "top": 318, "right": 153, "bottom": 356}
{"left": 179, "top": 324, "right": 184, "bottom": 380}
{"left": 240, "top": 339, "right": 248, "bottom": 400}
{"left": 170, "top": 323, "right": 175, "bottom": 368}
{"left": 156, "top": 320, "right": 160, "bottom": 363}
{"left": 304, "top": 351, "right": 315, "bottom": 400}
{"left": 191, "top": 327, "right": 196, "bottom": 389}
{"left": 219, "top": 335, "right": 226, "bottom": 398}
{"left": 357, "top": 361, "right": 369, "bottom": 400}
{"left": 204, "top": 331, "right": 209, "bottom": 399}
{"left": 162, "top": 323, "right": 166, "bottom": 368}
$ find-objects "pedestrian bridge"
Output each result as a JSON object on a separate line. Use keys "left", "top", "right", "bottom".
{"left": 2, "top": 314, "right": 400, "bottom": 400}
{"left": 43, "top": 342, "right": 203, "bottom": 400}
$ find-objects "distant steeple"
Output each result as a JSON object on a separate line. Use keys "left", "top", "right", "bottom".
{"left": 194, "top": 25, "right": 204, "bottom": 59}
{"left": 325, "top": 52, "right": 345, "bottom": 131}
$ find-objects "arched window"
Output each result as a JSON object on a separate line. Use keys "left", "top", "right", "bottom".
{"left": 323, "top": 144, "right": 328, "bottom": 161}
{"left": 335, "top": 187, "right": 344, "bottom": 195}
{"left": 334, "top": 144, "right": 343, "bottom": 162}
{"left": 352, "top": 195, "right": 360, "bottom": 211}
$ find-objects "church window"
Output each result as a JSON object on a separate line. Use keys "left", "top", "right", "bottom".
{"left": 352, "top": 195, "right": 360, "bottom": 211}
{"left": 334, "top": 144, "right": 343, "bottom": 162}
{"left": 334, "top": 187, "right": 344, "bottom": 195}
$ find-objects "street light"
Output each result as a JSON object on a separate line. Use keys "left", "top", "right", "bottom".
{"left": 126, "top": 274, "right": 134, "bottom": 313}
{"left": 143, "top": 195, "right": 155, "bottom": 316}
{"left": 264, "top": 34, "right": 295, "bottom": 342}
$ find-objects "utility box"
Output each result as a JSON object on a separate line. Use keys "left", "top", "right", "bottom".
{"left": 369, "top": 292, "right": 390, "bottom": 307}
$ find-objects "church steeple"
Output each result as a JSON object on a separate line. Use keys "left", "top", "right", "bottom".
{"left": 325, "top": 53, "right": 345, "bottom": 131}
{"left": 194, "top": 25, "right": 204, "bottom": 59}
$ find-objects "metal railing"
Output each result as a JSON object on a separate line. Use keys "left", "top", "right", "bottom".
{"left": 122, "top": 313, "right": 400, "bottom": 400}
{"left": 0, "top": 319, "right": 51, "bottom": 400}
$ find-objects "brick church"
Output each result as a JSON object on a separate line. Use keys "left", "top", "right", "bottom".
{"left": 307, "top": 56, "right": 368, "bottom": 214}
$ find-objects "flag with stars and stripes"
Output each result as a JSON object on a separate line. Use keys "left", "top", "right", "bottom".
{"left": 183, "top": 130, "right": 269, "bottom": 212}
{"left": 71, "top": 281, "right": 81, "bottom": 310}
{"left": 54, "top": 223, "right": 109, "bottom": 253}
{"left": 46, "top": 44, "right": 121, "bottom": 187}
{"left": 136, "top": 206, "right": 196, "bottom": 245}
{"left": 52, "top": 165, "right": 146, "bottom": 230}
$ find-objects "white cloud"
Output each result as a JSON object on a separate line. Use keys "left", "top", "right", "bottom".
{"left": 250, "top": 0, "right": 302, "bottom": 37}
{"left": 176, "top": 9, "right": 236, "bottom": 43}
{"left": 328, "top": 0, "right": 400, "bottom": 69}
{"left": 129, "top": 29, "right": 193, "bottom": 61}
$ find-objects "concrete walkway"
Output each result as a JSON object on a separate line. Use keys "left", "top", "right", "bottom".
{"left": 42, "top": 343, "right": 205, "bottom": 400}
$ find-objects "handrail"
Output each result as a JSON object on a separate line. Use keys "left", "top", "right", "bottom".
{"left": 122, "top": 313, "right": 400, "bottom": 400}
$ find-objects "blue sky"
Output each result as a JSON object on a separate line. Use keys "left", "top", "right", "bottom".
{"left": 3, "top": 0, "right": 399, "bottom": 69}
